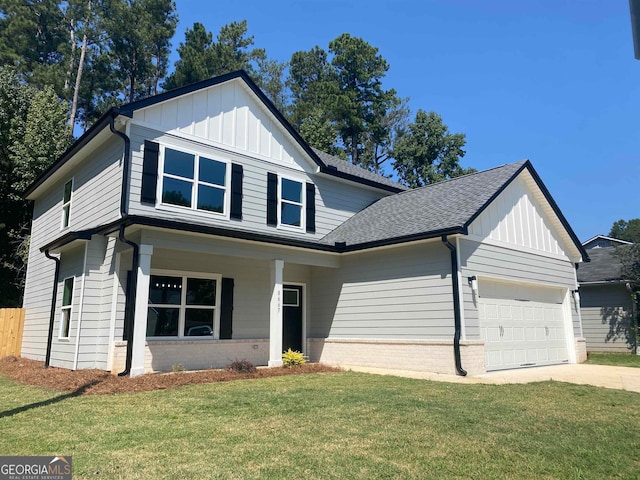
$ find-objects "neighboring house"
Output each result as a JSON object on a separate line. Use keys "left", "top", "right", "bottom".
{"left": 21, "top": 71, "right": 589, "bottom": 377}
{"left": 578, "top": 243, "right": 637, "bottom": 353}
{"left": 582, "top": 234, "right": 632, "bottom": 250}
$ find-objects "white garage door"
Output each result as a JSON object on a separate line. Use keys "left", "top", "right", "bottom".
{"left": 478, "top": 281, "right": 569, "bottom": 371}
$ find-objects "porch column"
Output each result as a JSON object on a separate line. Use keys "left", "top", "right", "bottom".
{"left": 131, "top": 244, "right": 153, "bottom": 377}
{"left": 268, "top": 259, "right": 284, "bottom": 367}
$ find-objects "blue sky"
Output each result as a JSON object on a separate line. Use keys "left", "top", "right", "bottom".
{"left": 171, "top": 0, "right": 639, "bottom": 242}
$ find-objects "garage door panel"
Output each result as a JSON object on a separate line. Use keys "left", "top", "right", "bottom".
{"left": 478, "top": 282, "right": 569, "bottom": 371}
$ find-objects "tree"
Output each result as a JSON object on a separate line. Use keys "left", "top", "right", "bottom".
{"left": 610, "top": 219, "right": 640, "bottom": 243}
{"left": 0, "top": 0, "right": 66, "bottom": 92}
{"left": 0, "top": 67, "right": 71, "bottom": 306}
{"left": 103, "top": 0, "right": 177, "bottom": 103}
{"left": 164, "top": 20, "right": 267, "bottom": 91}
{"left": 287, "top": 35, "right": 406, "bottom": 171}
{"left": 392, "top": 110, "right": 474, "bottom": 188}
{"left": 163, "top": 22, "right": 213, "bottom": 90}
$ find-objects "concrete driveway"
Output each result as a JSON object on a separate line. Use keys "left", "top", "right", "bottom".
{"left": 344, "top": 364, "right": 640, "bottom": 393}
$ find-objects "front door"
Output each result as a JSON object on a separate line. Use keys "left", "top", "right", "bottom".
{"left": 282, "top": 285, "right": 303, "bottom": 352}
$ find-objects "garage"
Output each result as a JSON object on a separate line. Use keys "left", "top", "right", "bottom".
{"left": 478, "top": 280, "right": 570, "bottom": 371}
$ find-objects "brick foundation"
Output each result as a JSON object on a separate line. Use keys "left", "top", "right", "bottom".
{"left": 307, "top": 338, "right": 486, "bottom": 375}
{"left": 111, "top": 339, "right": 270, "bottom": 374}
{"left": 575, "top": 337, "right": 587, "bottom": 363}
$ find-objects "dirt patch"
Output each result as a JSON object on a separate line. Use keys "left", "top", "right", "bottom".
{"left": 0, "top": 356, "right": 341, "bottom": 395}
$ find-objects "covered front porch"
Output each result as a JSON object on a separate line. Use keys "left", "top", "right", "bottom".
{"left": 111, "top": 225, "right": 340, "bottom": 376}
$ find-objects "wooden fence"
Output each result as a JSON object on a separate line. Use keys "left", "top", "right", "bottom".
{"left": 0, "top": 308, "right": 25, "bottom": 358}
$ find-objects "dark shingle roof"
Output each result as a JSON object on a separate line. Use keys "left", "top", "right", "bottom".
{"left": 577, "top": 247, "right": 625, "bottom": 283}
{"left": 312, "top": 148, "right": 407, "bottom": 191}
{"left": 320, "top": 161, "right": 528, "bottom": 248}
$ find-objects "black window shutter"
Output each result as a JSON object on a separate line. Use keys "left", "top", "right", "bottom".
{"left": 306, "top": 183, "right": 316, "bottom": 233}
{"left": 230, "top": 163, "right": 243, "bottom": 220}
{"left": 266, "top": 172, "right": 278, "bottom": 226}
{"left": 220, "top": 278, "right": 234, "bottom": 339}
{"left": 141, "top": 141, "right": 160, "bottom": 204}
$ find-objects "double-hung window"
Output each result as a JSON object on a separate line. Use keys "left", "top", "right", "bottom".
{"left": 161, "top": 147, "right": 228, "bottom": 215}
{"left": 280, "top": 177, "right": 304, "bottom": 228}
{"left": 147, "top": 273, "right": 221, "bottom": 338}
{"left": 60, "top": 277, "right": 74, "bottom": 338}
{"left": 61, "top": 179, "right": 73, "bottom": 228}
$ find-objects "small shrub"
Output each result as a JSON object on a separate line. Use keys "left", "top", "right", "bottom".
{"left": 225, "top": 358, "right": 257, "bottom": 374}
{"left": 171, "top": 364, "right": 185, "bottom": 373}
{"left": 282, "top": 349, "right": 306, "bottom": 368}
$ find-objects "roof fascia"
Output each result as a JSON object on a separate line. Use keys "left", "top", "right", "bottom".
{"left": 463, "top": 161, "right": 589, "bottom": 263}
{"left": 582, "top": 235, "right": 632, "bottom": 246}
{"left": 24, "top": 109, "right": 118, "bottom": 199}
{"left": 119, "top": 70, "right": 402, "bottom": 194}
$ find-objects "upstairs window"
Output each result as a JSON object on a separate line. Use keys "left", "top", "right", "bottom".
{"left": 161, "top": 147, "right": 228, "bottom": 215}
{"left": 61, "top": 179, "right": 73, "bottom": 228}
{"left": 280, "top": 177, "right": 304, "bottom": 228}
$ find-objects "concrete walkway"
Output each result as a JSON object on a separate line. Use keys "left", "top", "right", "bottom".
{"left": 342, "top": 364, "right": 640, "bottom": 393}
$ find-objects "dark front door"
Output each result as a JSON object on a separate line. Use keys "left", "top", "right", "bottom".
{"left": 282, "top": 285, "right": 303, "bottom": 352}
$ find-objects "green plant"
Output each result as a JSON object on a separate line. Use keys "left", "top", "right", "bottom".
{"left": 225, "top": 358, "right": 257, "bottom": 374}
{"left": 282, "top": 349, "right": 306, "bottom": 367}
{"left": 171, "top": 363, "right": 185, "bottom": 373}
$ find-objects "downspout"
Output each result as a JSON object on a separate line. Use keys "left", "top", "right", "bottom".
{"left": 43, "top": 250, "right": 61, "bottom": 368}
{"left": 442, "top": 236, "right": 467, "bottom": 376}
{"left": 110, "top": 114, "right": 138, "bottom": 376}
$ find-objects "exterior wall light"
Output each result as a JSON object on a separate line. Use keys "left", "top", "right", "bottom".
{"left": 468, "top": 275, "right": 478, "bottom": 294}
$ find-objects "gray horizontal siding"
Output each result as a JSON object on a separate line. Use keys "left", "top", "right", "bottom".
{"left": 310, "top": 242, "right": 454, "bottom": 340}
{"left": 459, "top": 238, "right": 578, "bottom": 340}
{"left": 580, "top": 284, "right": 634, "bottom": 353}
{"left": 22, "top": 136, "right": 123, "bottom": 361}
{"left": 148, "top": 247, "right": 310, "bottom": 339}
{"left": 126, "top": 124, "right": 386, "bottom": 240}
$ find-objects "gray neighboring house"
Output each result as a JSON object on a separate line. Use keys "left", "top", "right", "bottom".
{"left": 20, "top": 71, "right": 589, "bottom": 377}
{"left": 578, "top": 243, "right": 637, "bottom": 353}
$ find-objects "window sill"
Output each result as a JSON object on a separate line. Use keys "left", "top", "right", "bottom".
{"left": 155, "top": 203, "right": 230, "bottom": 221}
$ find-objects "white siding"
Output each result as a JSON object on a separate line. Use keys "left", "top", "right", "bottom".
{"left": 459, "top": 238, "right": 579, "bottom": 340}
{"left": 310, "top": 242, "right": 454, "bottom": 340}
{"left": 131, "top": 79, "right": 299, "bottom": 165}
{"left": 127, "top": 124, "right": 386, "bottom": 240}
{"left": 468, "top": 173, "right": 572, "bottom": 258}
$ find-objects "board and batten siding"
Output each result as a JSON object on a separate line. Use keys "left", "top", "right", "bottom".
{"left": 580, "top": 283, "right": 634, "bottom": 352}
{"left": 126, "top": 124, "right": 386, "bottom": 240}
{"left": 310, "top": 242, "right": 454, "bottom": 340}
{"left": 466, "top": 171, "right": 577, "bottom": 260}
{"left": 21, "top": 136, "right": 124, "bottom": 361}
{"left": 131, "top": 79, "right": 299, "bottom": 166}
{"left": 459, "top": 238, "right": 580, "bottom": 340}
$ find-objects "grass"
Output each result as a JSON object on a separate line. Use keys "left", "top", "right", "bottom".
{"left": 585, "top": 352, "right": 640, "bottom": 368}
{"left": 1, "top": 372, "right": 639, "bottom": 479}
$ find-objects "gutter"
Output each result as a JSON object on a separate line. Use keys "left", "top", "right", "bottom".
{"left": 441, "top": 235, "right": 467, "bottom": 376}
{"left": 43, "top": 250, "right": 61, "bottom": 368}
{"left": 110, "top": 114, "right": 138, "bottom": 376}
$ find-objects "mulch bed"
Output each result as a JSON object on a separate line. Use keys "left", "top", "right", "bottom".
{"left": 0, "top": 356, "right": 340, "bottom": 396}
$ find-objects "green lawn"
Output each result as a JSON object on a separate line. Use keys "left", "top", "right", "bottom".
{"left": 585, "top": 352, "right": 640, "bottom": 368}
{"left": 1, "top": 372, "right": 639, "bottom": 479}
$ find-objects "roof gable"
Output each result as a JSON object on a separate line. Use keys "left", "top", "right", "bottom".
{"left": 321, "top": 161, "right": 588, "bottom": 260}
{"left": 128, "top": 73, "right": 317, "bottom": 173}
{"left": 467, "top": 169, "right": 579, "bottom": 260}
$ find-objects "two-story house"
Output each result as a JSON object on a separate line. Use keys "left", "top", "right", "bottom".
{"left": 21, "top": 71, "right": 589, "bottom": 376}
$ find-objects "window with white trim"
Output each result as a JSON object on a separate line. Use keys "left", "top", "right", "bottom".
{"left": 279, "top": 177, "right": 304, "bottom": 228}
{"left": 60, "top": 277, "right": 74, "bottom": 338}
{"left": 61, "top": 179, "right": 73, "bottom": 228}
{"left": 160, "top": 147, "right": 228, "bottom": 214}
{"left": 147, "top": 273, "right": 221, "bottom": 338}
